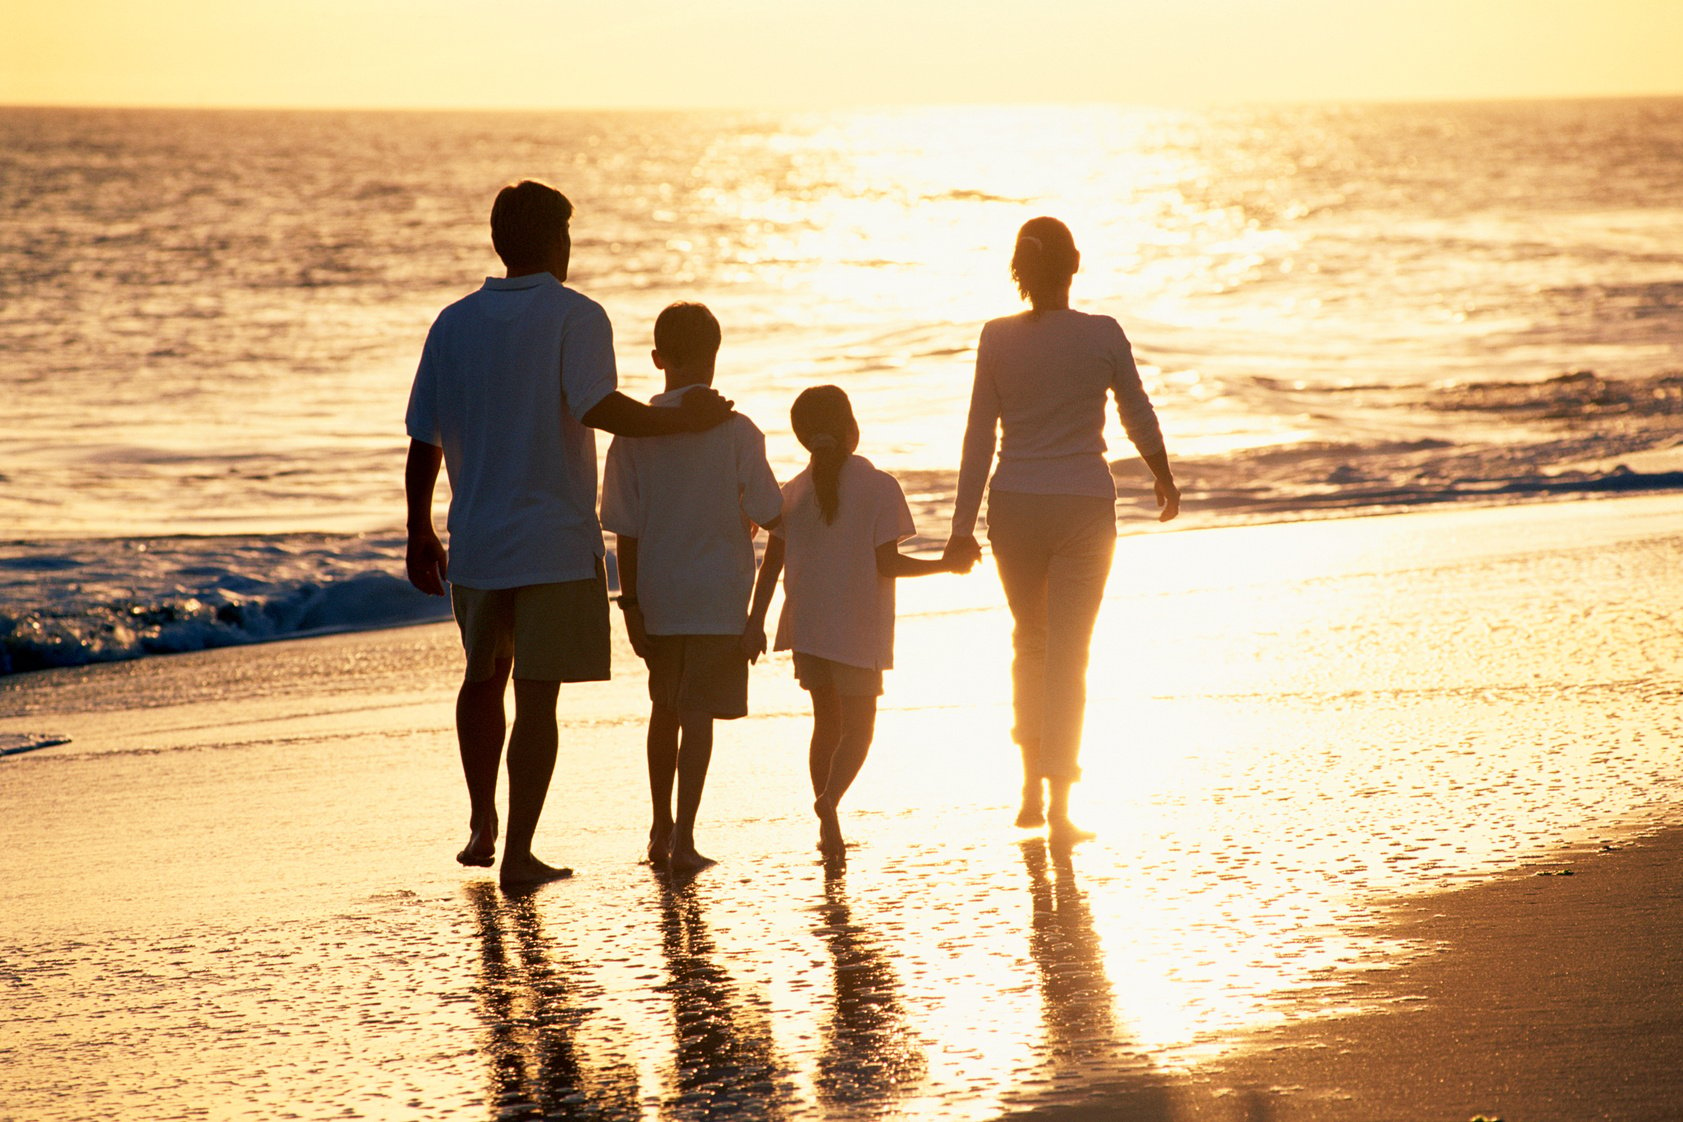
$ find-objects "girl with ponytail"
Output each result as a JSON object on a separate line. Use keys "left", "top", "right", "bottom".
{"left": 746, "top": 385, "right": 974, "bottom": 863}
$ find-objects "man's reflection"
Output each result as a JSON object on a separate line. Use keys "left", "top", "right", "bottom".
{"left": 1013, "top": 838, "right": 1175, "bottom": 1119}
{"left": 466, "top": 882, "right": 640, "bottom": 1120}
{"left": 654, "top": 873, "right": 794, "bottom": 1118}
{"left": 813, "top": 872, "right": 927, "bottom": 1108}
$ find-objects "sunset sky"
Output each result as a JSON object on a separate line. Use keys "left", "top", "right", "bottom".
{"left": 4, "top": 0, "right": 1681, "bottom": 110}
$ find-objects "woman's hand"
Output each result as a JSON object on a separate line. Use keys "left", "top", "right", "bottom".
{"left": 1155, "top": 476, "right": 1181, "bottom": 523}
{"left": 943, "top": 534, "right": 983, "bottom": 572}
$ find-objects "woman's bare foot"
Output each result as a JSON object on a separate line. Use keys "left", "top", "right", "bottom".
{"left": 498, "top": 854, "right": 573, "bottom": 890}
{"left": 456, "top": 814, "right": 498, "bottom": 867}
{"left": 668, "top": 839, "right": 716, "bottom": 875}
{"left": 1047, "top": 816, "right": 1096, "bottom": 849}
{"left": 646, "top": 823, "right": 673, "bottom": 867}
{"left": 1015, "top": 779, "right": 1046, "bottom": 829}
{"left": 815, "top": 798, "right": 845, "bottom": 862}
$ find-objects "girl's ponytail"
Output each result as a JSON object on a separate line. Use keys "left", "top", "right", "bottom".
{"left": 790, "top": 385, "right": 858, "bottom": 525}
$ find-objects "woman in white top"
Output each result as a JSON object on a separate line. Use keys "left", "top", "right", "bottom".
{"left": 944, "top": 217, "right": 1180, "bottom": 846}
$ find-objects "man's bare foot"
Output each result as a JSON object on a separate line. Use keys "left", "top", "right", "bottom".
{"left": 646, "top": 823, "right": 673, "bottom": 866}
{"left": 668, "top": 839, "right": 716, "bottom": 875}
{"left": 498, "top": 854, "right": 573, "bottom": 890}
{"left": 457, "top": 815, "right": 498, "bottom": 867}
{"left": 1047, "top": 817, "right": 1096, "bottom": 849}
{"left": 815, "top": 798, "right": 845, "bottom": 862}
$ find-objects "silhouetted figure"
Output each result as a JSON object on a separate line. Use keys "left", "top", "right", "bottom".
{"left": 652, "top": 876, "right": 795, "bottom": 1118}
{"left": 600, "top": 303, "right": 783, "bottom": 875}
{"left": 405, "top": 180, "right": 733, "bottom": 888}
{"left": 813, "top": 873, "right": 928, "bottom": 1108}
{"left": 746, "top": 386, "right": 974, "bottom": 864}
{"left": 465, "top": 882, "right": 641, "bottom": 1119}
{"left": 945, "top": 217, "right": 1179, "bottom": 846}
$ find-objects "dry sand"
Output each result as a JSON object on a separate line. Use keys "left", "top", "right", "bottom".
{"left": 4, "top": 493, "right": 1683, "bottom": 1121}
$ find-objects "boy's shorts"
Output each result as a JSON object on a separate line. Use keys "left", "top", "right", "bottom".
{"left": 792, "top": 652, "right": 883, "bottom": 698}
{"left": 644, "top": 633, "right": 748, "bottom": 719}
{"left": 451, "top": 564, "right": 610, "bottom": 683}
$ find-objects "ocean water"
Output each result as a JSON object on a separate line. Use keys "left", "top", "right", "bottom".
{"left": 2, "top": 100, "right": 1681, "bottom": 674}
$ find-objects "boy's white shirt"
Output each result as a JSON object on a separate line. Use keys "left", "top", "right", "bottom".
{"left": 771, "top": 455, "right": 915, "bottom": 671}
{"left": 600, "top": 384, "right": 783, "bottom": 636}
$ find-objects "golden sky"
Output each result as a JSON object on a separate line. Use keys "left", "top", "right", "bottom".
{"left": 4, "top": 0, "right": 1680, "bottom": 109}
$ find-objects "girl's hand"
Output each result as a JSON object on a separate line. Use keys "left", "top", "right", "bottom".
{"left": 741, "top": 623, "right": 768, "bottom": 664}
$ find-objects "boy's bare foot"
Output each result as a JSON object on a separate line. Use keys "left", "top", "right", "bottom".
{"left": 1047, "top": 817, "right": 1096, "bottom": 849}
{"left": 815, "top": 798, "right": 845, "bottom": 862}
{"left": 498, "top": 855, "right": 573, "bottom": 890}
{"left": 668, "top": 840, "right": 716, "bottom": 875}
{"left": 646, "top": 823, "right": 673, "bottom": 866}
{"left": 457, "top": 815, "right": 498, "bottom": 867}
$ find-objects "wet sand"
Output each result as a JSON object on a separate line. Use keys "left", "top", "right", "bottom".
{"left": 4, "top": 493, "right": 1683, "bottom": 1120}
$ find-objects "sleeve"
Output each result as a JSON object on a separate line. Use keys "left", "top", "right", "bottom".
{"left": 598, "top": 437, "right": 639, "bottom": 536}
{"left": 873, "top": 471, "right": 916, "bottom": 548}
{"left": 735, "top": 418, "right": 784, "bottom": 527}
{"left": 559, "top": 300, "right": 619, "bottom": 420}
{"left": 950, "top": 324, "right": 1001, "bottom": 536}
{"left": 768, "top": 480, "right": 793, "bottom": 538}
{"left": 1109, "top": 320, "right": 1165, "bottom": 459}
{"left": 404, "top": 324, "right": 443, "bottom": 446}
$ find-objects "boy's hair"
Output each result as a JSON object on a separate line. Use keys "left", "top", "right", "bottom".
{"left": 1010, "top": 215, "right": 1078, "bottom": 312}
{"left": 790, "top": 385, "right": 856, "bottom": 525}
{"left": 490, "top": 181, "right": 573, "bottom": 271}
{"left": 653, "top": 302, "right": 722, "bottom": 367}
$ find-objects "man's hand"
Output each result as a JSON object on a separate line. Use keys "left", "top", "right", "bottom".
{"left": 741, "top": 622, "right": 768, "bottom": 664}
{"left": 406, "top": 528, "right": 448, "bottom": 596}
{"left": 1155, "top": 476, "right": 1181, "bottom": 523}
{"left": 675, "top": 386, "right": 735, "bottom": 432}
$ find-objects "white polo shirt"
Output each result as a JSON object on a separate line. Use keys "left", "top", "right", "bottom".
{"left": 405, "top": 274, "right": 617, "bottom": 589}
{"left": 772, "top": 455, "right": 915, "bottom": 671}
{"left": 599, "top": 385, "right": 783, "bottom": 636}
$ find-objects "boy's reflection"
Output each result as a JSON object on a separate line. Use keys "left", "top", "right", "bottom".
{"left": 1014, "top": 838, "right": 1174, "bottom": 1119}
{"left": 813, "top": 872, "right": 927, "bottom": 1108}
{"left": 466, "top": 882, "right": 640, "bottom": 1120}
{"left": 654, "top": 873, "right": 795, "bottom": 1118}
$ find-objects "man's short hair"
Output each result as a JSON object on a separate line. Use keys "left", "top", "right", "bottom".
{"left": 490, "top": 181, "right": 573, "bottom": 271}
{"left": 653, "top": 302, "right": 722, "bottom": 367}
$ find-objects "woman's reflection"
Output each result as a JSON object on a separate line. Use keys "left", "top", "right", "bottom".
{"left": 654, "top": 873, "right": 794, "bottom": 1118}
{"left": 1013, "top": 838, "right": 1174, "bottom": 1119}
{"left": 812, "top": 872, "right": 927, "bottom": 1109}
{"left": 465, "top": 882, "right": 640, "bottom": 1120}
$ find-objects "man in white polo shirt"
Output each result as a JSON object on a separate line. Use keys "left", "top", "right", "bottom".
{"left": 599, "top": 302, "right": 783, "bottom": 874}
{"left": 404, "top": 180, "right": 732, "bottom": 890}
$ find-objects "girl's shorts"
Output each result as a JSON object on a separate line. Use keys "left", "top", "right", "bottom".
{"left": 793, "top": 652, "right": 883, "bottom": 697}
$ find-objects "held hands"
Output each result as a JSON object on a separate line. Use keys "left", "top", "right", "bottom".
{"left": 405, "top": 529, "right": 448, "bottom": 596}
{"left": 741, "top": 621, "right": 768, "bottom": 664}
{"left": 677, "top": 386, "right": 736, "bottom": 431}
{"left": 1155, "top": 476, "right": 1181, "bottom": 523}
{"left": 942, "top": 534, "right": 983, "bottom": 574}
{"left": 622, "top": 603, "right": 650, "bottom": 660}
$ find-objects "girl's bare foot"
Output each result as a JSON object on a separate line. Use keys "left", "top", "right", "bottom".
{"left": 668, "top": 839, "right": 716, "bottom": 875}
{"left": 815, "top": 798, "right": 845, "bottom": 862}
{"left": 457, "top": 814, "right": 498, "bottom": 867}
{"left": 498, "top": 854, "right": 573, "bottom": 890}
{"left": 646, "top": 823, "right": 673, "bottom": 866}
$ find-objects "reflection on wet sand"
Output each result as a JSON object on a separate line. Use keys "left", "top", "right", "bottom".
{"left": 812, "top": 872, "right": 928, "bottom": 1108}
{"left": 653, "top": 872, "right": 797, "bottom": 1118}
{"left": 466, "top": 882, "right": 641, "bottom": 1120}
{"left": 1008, "top": 838, "right": 1176, "bottom": 1120}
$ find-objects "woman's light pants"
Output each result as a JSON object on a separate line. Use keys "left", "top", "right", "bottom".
{"left": 986, "top": 491, "right": 1116, "bottom": 783}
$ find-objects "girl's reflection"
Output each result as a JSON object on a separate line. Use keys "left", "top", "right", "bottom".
{"left": 465, "top": 882, "right": 640, "bottom": 1120}
{"left": 813, "top": 872, "right": 928, "bottom": 1108}
{"left": 654, "top": 874, "right": 795, "bottom": 1118}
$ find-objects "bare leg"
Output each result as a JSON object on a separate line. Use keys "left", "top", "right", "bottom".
{"left": 1016, "top": 762, "right": 1047, "bottom": 830}
{"left": 814, "top": 694, "right": 878, "bottom": 863}
{"left": 499, "top": 677, "right": 572, "bottom": 889}
{"left": 646, "top": 703, "right": 680, "bottom": 865}
{"left": 808, "top": 685, "right": 843, "bottom": 799}
{"left": 992, "top": 501, "right": 1052, "bottom": 830}
{"left": 456, "top": 660, "right": 512, "bottom": 866}
{"left": 1047, "top": 778, "right": 1095, "bottom": 848}
{"left": 668, "top": 709, "right": 716, "bottom": 874}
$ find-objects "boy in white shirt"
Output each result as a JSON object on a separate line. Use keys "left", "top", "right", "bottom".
{"left": 600, "top": 303, "right": 783, "bottom": 873}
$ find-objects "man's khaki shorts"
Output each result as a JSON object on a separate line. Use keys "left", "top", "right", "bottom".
{"left": 644, "top": 633, "right": 749, "bottom": 719}
{"left": 451, "top": 565, "right": 609, "bottom": 683}
{"left": 792, "top": 652, "right": 883, "bottom": 698}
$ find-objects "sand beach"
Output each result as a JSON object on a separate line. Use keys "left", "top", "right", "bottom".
{"left": 5, "top": 493, "right": 1683, "bottom": 1121}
